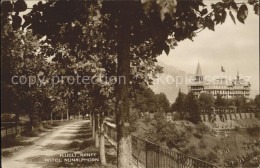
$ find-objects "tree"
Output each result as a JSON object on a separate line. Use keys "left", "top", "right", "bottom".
{"left": 155, "top": 93, "right": 170, "bottom": 113}
{"left": 134, "top": 87, "right": 157, "bottom": 113}
{"left": 10, "top": 0, "right": 258, "bottom": 167}
{"left": 1, "top": 28, "right": 48, "bottom": 131}
{"left": 215, "top": 94, "right": 227, "bottom": 107}
{"left": 254, "top": 94, "right": 260, "bottom": 107}
{"left": 233, "top": 96, "right": 247, "bottom": 108}
{"left": 171, "top": 90, "right": 186, "bottom": 119}
{"left": 185, "top": 92, "right": 201, "bottom": 124}
{"left": 198, "top": 92, "right": 214, "bottom": 108}
{"left": 146, "top": 112, "right": 189, "bottom": 150}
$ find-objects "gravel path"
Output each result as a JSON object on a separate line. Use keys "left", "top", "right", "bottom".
{"left": 2, "top": 120, "right": 90, "bottom": 168}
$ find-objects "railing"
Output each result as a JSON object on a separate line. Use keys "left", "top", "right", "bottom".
{"left": 104, "top": 121, "right": 117, "bottom": 147}
{"left": 1, "top": 120, "right": 64, "bottom": 138}
{"left": 1, "top": 122, "right": 31, "bottom": 138}
{"left": 200, "top": 107, "right": 259, "bottom": 115}
{"left": 104, "top": 121, "right": 218, "bottom": 168}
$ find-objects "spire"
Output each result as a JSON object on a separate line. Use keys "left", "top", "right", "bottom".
{"left": 196, "top": 61, "right": 202, "bottom": 77}
{"left": 237, "top": 69, "right": 240, "bottom": 79}
{"left": 195, "top": 61, "right": 203, "bottom": 82}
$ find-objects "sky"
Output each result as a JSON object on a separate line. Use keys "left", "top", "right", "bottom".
{"left": 158, "top": 2, "right": 259, "bottom": 92}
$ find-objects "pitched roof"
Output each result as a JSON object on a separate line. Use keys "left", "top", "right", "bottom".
{"left": 196, "top": 61, "right": 202, "bottom": 76}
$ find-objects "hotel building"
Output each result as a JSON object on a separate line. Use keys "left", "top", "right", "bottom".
{"left": 188, "top": 62, "right": 251, "bottom": 99}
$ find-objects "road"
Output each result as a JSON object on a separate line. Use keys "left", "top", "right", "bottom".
{"left": 2, "top": 120, "right": 90, "bottom": 168}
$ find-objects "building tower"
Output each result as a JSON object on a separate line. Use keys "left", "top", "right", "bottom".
{"left": 195, "top": 61, "right": 203, "bottom": 81}
{"left": 237, "top": 69, "right": 240, "bottom": 80}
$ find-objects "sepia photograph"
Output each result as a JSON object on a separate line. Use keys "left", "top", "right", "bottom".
{"left": 1, "top": 0, "right": 259, "bottom": 168}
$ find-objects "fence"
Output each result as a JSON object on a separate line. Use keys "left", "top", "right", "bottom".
{"left": 104, "top": 121, "right": 217, "bottom": 168}
{"left": 104, "top": 121, "right": 117, "bottom": 146}
{"left": 1, "top": 120, "right": 63, "bottom": 138}
{"left": 200, "top": 107, "right": 259, "bottom": 115}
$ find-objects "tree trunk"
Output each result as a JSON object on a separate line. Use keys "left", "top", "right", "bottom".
{"left": 90, "top": 113, "right": 93, "bottom": 127}
{"left": 92, "top": 113, "right": 95, "bottom": 140}
{"left": 51, "top": 112, "right": 53, "bottom": 124}
{"left": 15, "top": 111, "right": 21, "bottom": 137}
{"left": 67, "top": 109, "right": 69, "bottom": 121}
{"left": 116, "top": 7, "right": 132, "bottom": 168}
{"left": 95, "top": 113, "right": 99, "bottom": 147}
{"left": 29, "top": 111, "right": 34, "bottom": 132}
{"left": 39, "top": 120, "right": 44, "bottom": 130}
{"left": 61, "top": 111, "right": 64, "bottom": 122}
{"left": 99, "top": 112, "right": 107, "bottom": 165}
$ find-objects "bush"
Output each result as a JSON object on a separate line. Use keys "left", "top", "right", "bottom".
{"left": 193, "top": 132, "right": 203, "bottom": 139}
{"left": 166, "top": 128, "right": 188, "bottom": 149}
{"left": 198, "top": 139, "right": 207, "bottom": 149}
{"left": 185, "top": 126, "right": 193, "bottom": 132}
{"left": 212, "top": 145, "right": 220, "bottom": 152}
{"left": 143, "top": 115, "right": 152, "bottom": 125}
{"left": 183, "top": 145, "right": 198, "bottom": 157}
{"left": 196, "top": 122, "right": 210, "bottom": 135}
{"left": 234, "top": 126, "right": 240, "bottom": 132}
{"left": 246, "top": 126, "right": 260, "bottom": 137}
{"left": 207, "top": 152, "right": 219, "bottom": 163}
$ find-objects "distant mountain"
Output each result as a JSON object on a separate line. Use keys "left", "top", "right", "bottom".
{"left": 149, "top": 61, "right": 193, "bottom": 103}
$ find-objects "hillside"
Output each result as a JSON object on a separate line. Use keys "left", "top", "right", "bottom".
{"left": 133, "top": 116, "right": 260, "bottom": 167}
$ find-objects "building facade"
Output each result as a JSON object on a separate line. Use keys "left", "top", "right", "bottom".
{"left": 188, "top": 62, "right": 250, "bottom": 99}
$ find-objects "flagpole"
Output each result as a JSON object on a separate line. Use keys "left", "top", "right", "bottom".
{"left": 221, "top": 65, "right": 222, "bottom": 77}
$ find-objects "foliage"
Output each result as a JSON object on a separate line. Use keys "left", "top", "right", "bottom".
{"left": 193, "top": 132, "right": 203, "bottom": 139}
{"left": 153, "top": 111, "right": 168, "bottom": 134}
{"left": 172, "top": 91, "right": 207, "bottom": 123}
{"left": 129, "top": 108, "right": 140, "bottom": 131}
{"left": 198, "top": 92, "right": 214, "bottom": 108}
{"left": 185, "top": 92, "right": 201, "bottom": 124}
{"left": 171, "top": 90, "right": 186, "bottom": 119}
{"left": 215, "top": 94, "right": 227, "bottom": 106}
{"left": 155, "top": 93, "right": 170, "bottom": 112}
{"left": 143, "top": 112, "right": 190, "bottom": 150}
{"left": 229, "top": 96, "right": 248, "bottom": 108}
{"left": 1, "top": 114, "right": 14, "bottom": 122}
{"left": 183, "top": 145, "right": 198, "bottom": 156}
{"left": 185, "top": 125, "right": 193, "bottom": 132}
{"left": 196, "top": 122, "right": 210, "bottom": 135}
{"left": 254, "top": 94, "right": 260, "bottom": 106}
{"left": 134, "top": 88, "right": 157, "bottom": 113}
{"left": 133, "top": 88, "right": 171, "bottom": 113}
{"left": 166, "top": 128, "right": 189, "bottom": 150}
{"left": 2, "top": 14, "right": 50, "bottom": 127}
{"left": 246, "top": 125, "right": 260, "bottom": 137}
{"left": 198, "top": 139, "right": 207, "bottom": 149}
{"left": 206, "top": 152, "right": 219, "bottom": 163}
